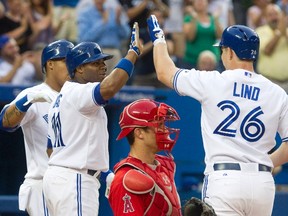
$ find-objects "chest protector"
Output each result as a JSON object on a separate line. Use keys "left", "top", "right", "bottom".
{"left": 114, "top": 155, "right": 182, "bottom": 216}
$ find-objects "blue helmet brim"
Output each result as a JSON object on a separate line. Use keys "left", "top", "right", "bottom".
{"left": 83, "top": 53, "right": 113, "bottom": 65}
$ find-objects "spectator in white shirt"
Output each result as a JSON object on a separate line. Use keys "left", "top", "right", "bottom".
{"left": 0, "top": 35, "right": 36, "bottom": 85}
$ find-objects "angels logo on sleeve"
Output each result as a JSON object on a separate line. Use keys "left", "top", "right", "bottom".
{"left": 122, "top": 193, "right": 135, "bottom": 213}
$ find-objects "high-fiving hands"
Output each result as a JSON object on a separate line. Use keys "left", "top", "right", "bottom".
{"left": 147, "top": 15, "right": 166, "bottom": 45}
{"left": 129, "top": 22, "right": 142, "bottom": 56}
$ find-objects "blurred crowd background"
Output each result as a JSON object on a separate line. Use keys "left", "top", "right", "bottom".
{"left": 0, "top": 0, "right": 287, "bottom": 92}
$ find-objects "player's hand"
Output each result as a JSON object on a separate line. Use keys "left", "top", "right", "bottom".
{"left": 129, "top": 22, "right": 142, "bottom": 56}
{"left": 99, "top": 170, "right": 115, "bottom": 198}
{"left": 24, "top": 91, "right": 52, "bottom": 106}
{"left": 147, "top": 15, "right": 166, "bottom": 45}
{"left": 105, "top": 172, "right": 115, "bottom": 198}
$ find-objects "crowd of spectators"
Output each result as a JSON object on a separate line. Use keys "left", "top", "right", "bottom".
{"left": 0, "top": 0, "right": 287, "bottom": 92}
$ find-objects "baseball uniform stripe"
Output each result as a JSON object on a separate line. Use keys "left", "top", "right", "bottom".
{"left": 173, "top": 69, "right": 183, "bottom": 94}
{"left": 202, "top": 175, "right": 209, "bottom": 200}
{"left": 77, "top": 174, "right": 82, "bottom": 216}
{"left": 42, "top": 192, "right": 49, "bottom": 216}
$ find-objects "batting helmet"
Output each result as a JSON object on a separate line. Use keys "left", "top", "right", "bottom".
{"left": 66, "top": 42, "right": 113, "bottom": 78}
{"left": 117, "top": 99, "right": 180, "bottom": 152}
{"left": 215, "top": 25, "right": 259, "bottom": 61}
{"left": 41, "top": 39, "right": 74, "bottom": 74}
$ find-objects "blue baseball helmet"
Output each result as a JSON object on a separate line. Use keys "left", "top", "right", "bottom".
{"left": 215, "top": 25, "right": 259, "bottom": 61}
{"left": 41, "top": 39, "right": 74, "bottom": 74}
{"left": 66, "top": 42, "right": 113, "bottom": 78}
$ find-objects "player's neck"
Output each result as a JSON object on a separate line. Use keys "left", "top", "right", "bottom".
{"left": 130, "top": 148, "right": 156, "bottom": 165}
{"left": 45, "top": 79, "right": 61, "bottom": 92}
{"left": 229, "top": 61, "right": 255, "bottom": 72}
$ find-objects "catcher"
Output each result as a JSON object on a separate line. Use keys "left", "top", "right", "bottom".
{"left": 108, "top": 98, "right": 182, "bottom": 215}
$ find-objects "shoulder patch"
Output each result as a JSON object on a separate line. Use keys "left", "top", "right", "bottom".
{"left": 123, "top": 169, "right": 155, "bottom": 194}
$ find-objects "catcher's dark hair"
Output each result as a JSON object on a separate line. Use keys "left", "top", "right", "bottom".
{"left": 126, "top": 131, "right": 135, "bottom": 145}
{"left": 126, "top": 127, "right": 150, "bottom": 145}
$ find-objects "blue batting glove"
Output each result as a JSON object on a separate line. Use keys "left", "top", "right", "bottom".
{"left": 129, "top": 22, "right": 141, "bottom": 56}
{"left": 147, "top": 15, "right": 166, "bottom": 45}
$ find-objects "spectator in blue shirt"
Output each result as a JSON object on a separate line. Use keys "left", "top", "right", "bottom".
{"left": 77, "top": 0, "right": 130, "bottom": 74}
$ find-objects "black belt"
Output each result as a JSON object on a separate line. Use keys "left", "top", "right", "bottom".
{"left": 87, "top": 169, "right": 101, "bottom": 180}
{"left": 213, "top": 163, "right": 272, "bottom": 172}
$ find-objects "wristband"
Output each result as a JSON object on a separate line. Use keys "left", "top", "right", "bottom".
{"left": 153, "top": 38, "right": 166, "bottom": 46}
{"left": 114, "top": 58, "right": 134, "bottom": 77}
{"left": 15, "top": 95, "right": 32, "bottom": 112}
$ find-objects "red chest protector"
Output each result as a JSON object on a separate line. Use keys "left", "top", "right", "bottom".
{"left": 114, "top": 155, "right": 182, "bottom": 216}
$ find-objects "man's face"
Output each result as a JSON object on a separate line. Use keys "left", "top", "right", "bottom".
{"left": 51, "top": 58, "right": 70, "bottom": 87}
{"left": 94, "top": 0, "right": 106, "bottom": 9}
{"left": 1, "top": 39, "right": 19, "bottom": 60}
{"left": 266, "top": 5, "right": 280, "bottom": 29}
{"left": 7, "top": 0, "right": 23, "bottom": 14}
{"left": 141, "top": 126, "right": 158, "bottom": 153}
{"left": 81, "top": 59, "right": 107, "bottom": 83}
{"left": 198, "top": 55, "right": 216, "bottom": 71}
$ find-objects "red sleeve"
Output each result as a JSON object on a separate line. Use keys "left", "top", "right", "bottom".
{"left": 108, "top": 168, "right": 151, "bottom": 216}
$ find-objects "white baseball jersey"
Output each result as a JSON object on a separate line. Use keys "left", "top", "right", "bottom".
{"left": 47, "top": 81, "right": 109, "bottom": 171}
{"left": 4, "top": 82, "right": 57, "bottom": 215}
{"left": 173, "top": 68, "right": 288, "bottom": 174}
{"left": 5, "top": 83, "right": 58, "bottom": 179}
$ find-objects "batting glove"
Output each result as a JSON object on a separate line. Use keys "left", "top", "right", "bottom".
{"left": 15, "top": 91, "right": 52, "bottom": 112}
{"left": 129, "top": 22, "right": 141, "bottom": 56}
{"left": 24, "top": 91, "right": 52, "bottom": 105}
{"left": 147, "top": 15, "right": 166, "bottom": 45}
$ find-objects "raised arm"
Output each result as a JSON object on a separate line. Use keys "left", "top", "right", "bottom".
{"left": 100, "top": 22, "right": 143, "bottom": 100}
{"left": 147, "top": 15, "right": 179, "bottom": 89}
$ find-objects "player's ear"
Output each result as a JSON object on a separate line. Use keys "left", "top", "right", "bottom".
{"left": 46, "top": 60, "right": 54, "bottom": 71}
{"left": 228, "top": 47, "right": 234, "bottom": 60}
{"left": 134, "top": 128, "right": 144, "bottom": 139}
{"left": 75, "top": 65, "right": 84, "bottom": 75}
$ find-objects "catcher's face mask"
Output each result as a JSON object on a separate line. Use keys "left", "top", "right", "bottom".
{"left": 117, "top": 99, "right": 180, "bottom": 152}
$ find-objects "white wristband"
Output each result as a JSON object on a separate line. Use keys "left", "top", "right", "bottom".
{"left": 153, "top": 38, "right": 167, "bottom": 46}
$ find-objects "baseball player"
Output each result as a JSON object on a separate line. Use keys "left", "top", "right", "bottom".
{"left": 42, "top": 22, "right": 143, "bottom": 216}
{"left": 108, "top": 99, "right": 182, "bottom": 215}
{"left": 0, "top": 39, "right": 74, "bottom": 215}
{"left": 147, "top": 15, "right": 288, "bottom": 216}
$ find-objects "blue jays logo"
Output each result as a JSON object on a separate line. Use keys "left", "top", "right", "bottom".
{"left": 43, "top": 114, "right": 48, "bottom": 123}
{"left": 244, "top": 71, "right": 252, "bottom": 78}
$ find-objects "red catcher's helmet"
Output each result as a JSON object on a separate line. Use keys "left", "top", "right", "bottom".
{"left": 117, "top": 99, "right": 180, "bottom": 152}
